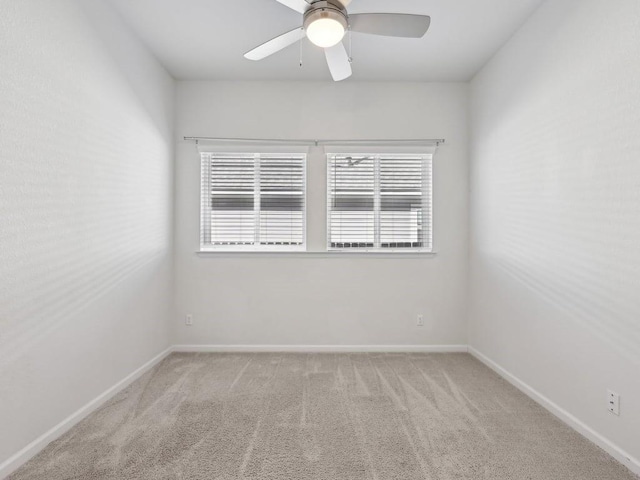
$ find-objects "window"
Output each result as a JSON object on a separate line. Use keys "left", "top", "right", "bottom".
{"left": 327, "top": 154, "right": 432, "bottom": 252}
{"left": 200, "top": 153, "right": 306, "bottom": 251}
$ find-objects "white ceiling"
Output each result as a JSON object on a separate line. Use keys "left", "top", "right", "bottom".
{"left": 108, "top": 0, "right": 544, "bottom": 82}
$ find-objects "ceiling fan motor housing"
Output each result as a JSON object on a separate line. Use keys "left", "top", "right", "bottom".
{"left": 303, "top": 1, "right": 348, "bottom": 32}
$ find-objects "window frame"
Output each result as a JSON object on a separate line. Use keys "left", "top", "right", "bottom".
{"left": 326, "top": 152, "right": 433, "bottom": 254}
{"left": 199, "top": 151, "right": 308, "bottom": 253}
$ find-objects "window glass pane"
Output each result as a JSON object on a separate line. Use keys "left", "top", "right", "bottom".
{"left": 201, "top": 153, "right": 306, "bottom": 251}
{"left": 380, "top": 156, "right": 424, "bottom": 249}
{"left": 328, "top": 157, "right": 375, "bottom": 249}
{"left": 327, "top": 154, "right": 432, "bottom": 252}
{"left": 259, "top": 156, "right": 305, "bottom": 246}
{"left": 210, "top": 155, "right": 255, "bottom": 246}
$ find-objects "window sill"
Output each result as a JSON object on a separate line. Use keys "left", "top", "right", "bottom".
{"left": 196, "top": 250, "right": 437, "bottom": 258}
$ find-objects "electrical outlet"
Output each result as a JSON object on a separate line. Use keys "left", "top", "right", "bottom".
{"left": 607, "top": 390, "right": 620, "bottom": 416}
{"left": 185, "top": 314, "right": 193, "bottom": 326}
{"left": 417, "top": 314, "right": 424, "bottom": 327}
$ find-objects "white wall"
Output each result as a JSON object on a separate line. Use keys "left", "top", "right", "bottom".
{"left": 175, "top": 81, "right": 469, "bottom": 347}
{"left": 469, "top": 0, "right": 640, "bottom": 466}
{"left": 0, "top": 0, "right": 174, "bottom": 467}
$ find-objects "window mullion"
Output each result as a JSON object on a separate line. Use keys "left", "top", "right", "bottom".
{"left": 326, "top": 157, "right": 333, "bottom": 249}
{"left": 201, "top": 154, "right": 212, "bottom": 248}
{"left": 424, "top": 155, "right": 433, "bottom": 251}
{"left": 374, "top": 155, "right": 381, "bottom": 249}
{"left": 254, "top": 153, "right": 261, "bottom": 247}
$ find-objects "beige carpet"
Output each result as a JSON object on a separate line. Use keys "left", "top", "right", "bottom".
{"left": 8, "top": 353, "right": 637, "bottom": 479}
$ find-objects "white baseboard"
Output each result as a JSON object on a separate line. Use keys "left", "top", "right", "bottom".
{"left": 468, "top": 347, "right": 640, "bottom": 477}
{"left": 0, "top": 347, "right": 173, "bottom": 480}
{"left": 172, "top": 344, "right": 469, "bottom": 353}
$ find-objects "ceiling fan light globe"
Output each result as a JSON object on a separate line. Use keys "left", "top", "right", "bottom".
{"left": 306, "top": 18, "right": 345, "bottom": 48}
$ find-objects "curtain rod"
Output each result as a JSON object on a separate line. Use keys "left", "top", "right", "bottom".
{"left": 183, "top": 136, "right": 445, "bottom": 146}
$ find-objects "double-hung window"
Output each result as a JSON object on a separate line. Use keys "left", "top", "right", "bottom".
{"left": 200, "top": 152, "right": 306, "bottom": 251}
{"left": 327, "top": 153, "right": 432, "bottom": 252}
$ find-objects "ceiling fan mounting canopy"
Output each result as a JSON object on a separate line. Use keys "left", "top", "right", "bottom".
{"left": 303, "top": 1, "right": 348, "bottom": 48}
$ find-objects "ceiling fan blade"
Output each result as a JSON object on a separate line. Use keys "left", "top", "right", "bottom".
{"left": 275, "top": 0, "right": 310, "bottom": 14}
{"left": 349, "top": 13, "right": 431, "bottom": 38}
{"left": 244, "top": 27, "right": 306, "bottom": 61}
{"left": 324, "top": 42, "right": 352, "bottom": 82}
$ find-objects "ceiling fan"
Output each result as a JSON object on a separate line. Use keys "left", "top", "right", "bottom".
{"left": 244, "top": 0, "right": 431, "bottom": 82}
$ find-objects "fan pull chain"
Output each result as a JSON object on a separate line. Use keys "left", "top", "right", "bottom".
{"left": 299, "top": 38, "right": 303, "bottom": 67}
{"left": 348, "top": 27, "right": 353, "bottom": 63}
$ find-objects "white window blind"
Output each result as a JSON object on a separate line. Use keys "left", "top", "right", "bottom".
{"left": 327, "top": 154, "right": 432, "bottom": 252}
{"left": 201, "top": 153, "right": 306, "bottom": 251}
